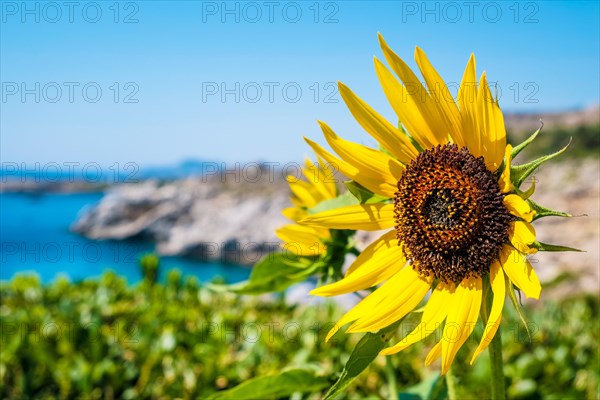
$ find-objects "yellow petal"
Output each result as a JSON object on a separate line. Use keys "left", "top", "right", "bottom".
{"left": 414, "top": 47, "right": 462, "bottom": 147}
{"left": 304, "top": 156, "right": 338, "bottom": 199}
{"left": 318, "top": 121, "right": 403, "bottom": 198}
{"left": 346, "top": 268, "right": 432, "bottom": 333}
{"left": 317, "top": 158, "right": 339, "bottom": 198}
{"left": 374, "top": 57, "right": 442, "bottom": 149}
{"left": 500, "top": 245, "right": 541, "bottom": 299}
{"left": 477, "top": 73, "right": 491, "bottom": 161}
{"left": 311, "top": 232, "right": 403, "bottom": 296}
{"left": 276, "top": 226, "right": 327, "bottom": 256}
{"left": 301, "top": 159, "right": 335, "bottom": 202}
{"left": 292, "top": 176, "right": 327, "bottom": 204}
{"left": 306, "top": 137, "right": 397, "bottom": 198}
{"left": 378, "top": 35, "right": 455, "bottom": 147}
{"left": 488, "top": 89, "right": 507, "bottom": 170}
{"left": 380, "top": 282, "right": 453, "bottom": 355}
{"left": 509, "top": 221, "right": 538, "bottom": 254}
{"left": 458, "top": 53, "right": 478, "bottom": 151}
{"left": 276, "top": 223, "right": 327, "bottom": 241}
{"left": 282, "top": 207, "right": 305, "bottom": 222}
{"left": 338, "top": 82, "right": 419, "bottom": 164}
{"left": 425, "top": 341, "right": 442, "bottom": 366}
{"left": 440, "top": 277, "right": 482, "bottom": 375}
{"left": 275, "top": 224, "right": 328, "bottom": 257}
{"left": 287, "top": 177, "right": 319, "bottom": 208}
{"left": 498, "top": 144, "right": 514, "bottom": 192}
{"left": 345, "top": 230, "right": 396, "bottom": 276}
{"left": 470, "top": 261, "right": 506, "bottom": 364}
{"left": 478, "top": 73, "right": 505, "bottom": 170}
{"left": 504, "top": 194, "right": 535, "bottom": 222}
{"left": 300, "top": 203, "right": 395, "bottom": 231}
{"left": 304, "top": 157, "right": 315, "bottom": 171}
{"left": 305, "top": 137, "right": 359, "bottom": 181}
{"left": 324, "top": 265, "right": 409, "bottom": 341}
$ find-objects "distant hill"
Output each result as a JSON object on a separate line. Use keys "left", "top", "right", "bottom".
{"left": 504, "top": 106, "right": 599, "bottom": 158}
{"left": 504, "top": 105, "right": 599, "bottom": 135}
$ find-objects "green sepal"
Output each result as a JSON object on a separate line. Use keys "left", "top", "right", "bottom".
{"left": 531, "top": 241, "right": 584, "bottom": 252}
{"left": 345, "top": 180, "right": 390, "bottom": 204}
{"left": 511, "top": 125, "right": 542, "bottom": 159}
{"left": 324, "top": 321, "right": 400, "bottom": 399}
{"left": 506, "top": 279, "right": 531, "bottom": 341}
{"left": 511, "top": 138, "right": 571, "bottom": 188}
{"left": 410, "top": 305, "right": 426, "bottom": 314}
{"left": 519, "top": 178, "right": 536, "bottom": 199}
{"left": 528, "top": 197, "right": 571, "bottom": 221}
{"left": 308, "top": 192, "right": 359, "bottom": 214}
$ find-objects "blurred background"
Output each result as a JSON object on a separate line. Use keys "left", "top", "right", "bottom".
{"left": 1, "top": 1, "right": 598, "bottom": 398}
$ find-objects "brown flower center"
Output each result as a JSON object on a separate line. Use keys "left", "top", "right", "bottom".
{"left": 394, "top": 144, "right": 511, "bottom": 283}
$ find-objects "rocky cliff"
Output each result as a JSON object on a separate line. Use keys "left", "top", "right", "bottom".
{"left": 72, "top": 171, "right": 291, "bottom": 265}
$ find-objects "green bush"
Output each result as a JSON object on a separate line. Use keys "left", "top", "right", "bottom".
{"left": 1, "top": 272, "right": 598, "bottom": 399}
{"left": 0, "top": 272, "right": 402, "bottom": 399}
{"left": 140, "top": 253, "right": 160, "bottom": 284}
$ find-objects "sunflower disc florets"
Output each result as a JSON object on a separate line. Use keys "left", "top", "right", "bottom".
{"left": 395, "top": 144, "right": 512, "bottom": 283}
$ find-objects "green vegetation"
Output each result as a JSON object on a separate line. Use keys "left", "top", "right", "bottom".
{"left": 1, "top": 266, "right": 598, "bottom": 399}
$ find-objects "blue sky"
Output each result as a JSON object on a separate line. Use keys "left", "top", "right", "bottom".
{"left": 2, "top": 1, "right": 599, "bottom": 166}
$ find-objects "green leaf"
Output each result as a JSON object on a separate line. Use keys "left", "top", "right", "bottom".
{"left": 207, "top": 368, "right": 330, "bottom": 400}
{"left": 325, "top": 322, "right": 400, "bottom": 399}
{"left": 286, "top": 262, "right": 322, "bottom": 280}
{"left": 345, "top": 181, "right": 389, "bottom": 204}
{"left": 511, "top": 138, "right": 571, "bottom": 188}
{"left": 528, "top": 197, "right": 571, "bottom": 221}
{"left": 308, "top": 192, "right": 359, "bottom": 214}
{"left": 400, "top": 373, "right": 446, "bottom": 400}
{"left": 211, "top": 253, "right": 315, "bottom": 295}
{"left": 531, "top": 241, "right": 584, "bottom": 252}
{"left": 397, "top": 122, "right": 424, "bottom": 153}
{"left": 540, "top": 271, "right": 578, "bottom": 289}
{"left": 511, "top": 125, "right": 542, "bottom": 159}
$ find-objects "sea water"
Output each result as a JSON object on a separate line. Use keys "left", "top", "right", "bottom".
{"left": 0, "top": 193, "right": 250, "bottom": 284}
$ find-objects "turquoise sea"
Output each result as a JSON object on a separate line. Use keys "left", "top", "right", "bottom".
{"left": 0, "top": 192, "right": 251, "bottom": 284}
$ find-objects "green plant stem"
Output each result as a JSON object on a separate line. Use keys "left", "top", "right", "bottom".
{"left": 446, "top": 365, "right": 459, "bottom": 400}
{"left": 385, "top": 357, "right": 398, "bottom": 400}
{"left": 347, "top": 246, "right": 361, "bottom": 257}
{"left": 481, "top": 275, "right": 507, "bottom": 400}
{"left": 489, "top": 326, "right": 506, "bottom": 399}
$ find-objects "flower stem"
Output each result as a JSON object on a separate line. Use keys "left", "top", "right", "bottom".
{"left": 481, "top": 275, "right": 506, "bottom": 400}
{"left": 489, "top": 326, "right": 506, "bottom": 399}
{"left": 385, "top": 357, "right": 398, "bottom": 400}
{"left": 445, "top": 365, "right": 459, "bottom": 400}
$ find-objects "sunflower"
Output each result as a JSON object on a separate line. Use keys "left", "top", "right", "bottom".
{"left": 276, "top": 158, "right": 338, "bottom": 257}
{"left": 300, "top": 35, "right": 543, "bottom": 374}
